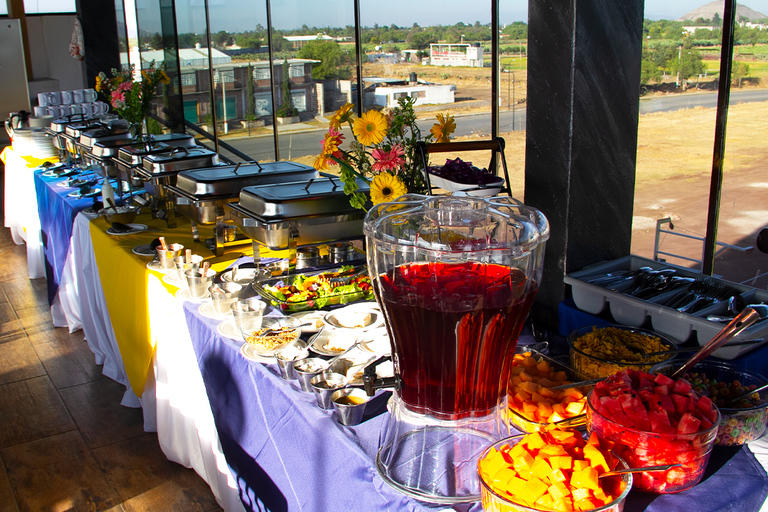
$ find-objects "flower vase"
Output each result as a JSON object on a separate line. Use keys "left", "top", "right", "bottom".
{"left": 130, "top": 120, "right": 145, "bottom": 141}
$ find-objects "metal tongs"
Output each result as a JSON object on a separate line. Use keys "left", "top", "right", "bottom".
{"left": 671, "top": 307, "right": 761, "bottom": 379}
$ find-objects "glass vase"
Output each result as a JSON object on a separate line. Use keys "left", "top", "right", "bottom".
{"left": 130, "top": 119, "right": 145, "bottom": 141}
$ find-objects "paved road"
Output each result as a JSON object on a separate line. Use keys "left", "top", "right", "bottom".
{"left": 220, "top": 89, "right": 768, "bottom": 162}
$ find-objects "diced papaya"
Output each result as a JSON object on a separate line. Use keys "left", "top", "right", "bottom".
{"left": 539, "top": 443, "right": 568, "bottom": 457}
{"left": 548, "top": 455, "right": 573, "bottom": 471}
{"left": 490, "top": 466, "right": 517, "bottom": 488}
{"left": 512, "top": 449, "right": 535, "bottom": 472}
{"left": 539, "top": 387, "right": 556, "bottom": 399}
{"left": 586, "top": 432, "right": 601, "bottom": 447}
{"left": 571, "top": 466, "right": 600, "bottom": 491}
{"left": 478, "top": 447, "right": 508, "bottom": 479}
{"left": 521, "top": 477, "right": 549, "bottom": 505}
{"left": 550, "top": 467, "right": 568, "bottom": 483}
{"left": 538, "top": 401, "right": 554, "bottom": 418}
{"left": 552, "top": 496, "right": 574, "bottom": 512}
{"left": 583, "top": 444, "right": 610, "bottom": 473}
{"left": 530, "top": 458, "right": 553, "bottom": 481}
{"left": 547, "top": 481, "right": 571, "bottom": 501}
{"left": 523, "top": 356, "right": 538, "bottom": 367}
{"left": 536, "top": 361, "right": 550, "bottom": 374}
{"left": 530, "top": 391, "right": 545, "bottom": 404}
{"left": 549, "top": 411, "right": 566, "bottom": 423}
{"left": 572, "top": 459, "right": 589, "bottom": 472}
{"left": 563, "top": 388, "right": 584, "bottom": 399}
{"left": 519, "top": 371, "right": 533, "bottom": 382}
{"left": 534, "top": 493, "right": 555, "bottom": 509}
{"left": 571, "top": 487, "right": 591, "bottom": 501}
{"left": 565, "top": 401, "right": 586, "bottom": 415}
{"left": 575, "top": 497, "right": 601, "bottom": 511}
{"left": 526, "top": 432, "right": 547, "bottom": 450}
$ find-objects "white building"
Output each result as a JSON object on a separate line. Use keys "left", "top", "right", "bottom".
{"left": 429, "top": 43, "right": 484, "bottom": 67}
{"left": 369, "top": 80, "right": 455, "bottom": 108}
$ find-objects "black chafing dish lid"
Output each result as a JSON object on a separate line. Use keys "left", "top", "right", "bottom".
{"left": 174, "top": 161, "right": 319, "bottom": 198}
{"left": 50, "top": 114, "right": 94, "bottom": 132}
{"left": 237, "top": 176, "right": 370, "bottom": 219}
{"left": 141, "top": 146, "right": 219, "bottom": 174}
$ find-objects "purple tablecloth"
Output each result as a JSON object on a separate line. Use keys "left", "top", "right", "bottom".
{"left": 34, "top": 169, "right": 102, "bottom": 304}
{"left": 185, "top": 299, "right": 768, "bottom": 512}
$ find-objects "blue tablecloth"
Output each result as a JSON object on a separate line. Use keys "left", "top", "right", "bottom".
{"left": 184, "top": 298, "right": 768, "bottom": 512}
{"left": 34, "top": 169, "right": 103, "bottom": 304}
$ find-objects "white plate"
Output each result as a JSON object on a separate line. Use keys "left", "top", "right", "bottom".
{"left": 322, "top": 303, "right": 385, "bottom": 331}
{"left": 175, "top": 288, "right": 210, "bottom": 302}
{"left": 68, "top": 187, "right": 101, "bottom": 198}
{"left": 107, "top": 223, "right": 147, "bottom": 236}
{"left": 289, "top": 310, "right": 327, "bottom": 333}
{"left": 132, "top": 244, "right": 155, "bottom": 257}
{"left": 217, "top": 318, "right": 243, "bottom": 341}
{"left": 198, "top": 301, "right": 231, "bottom": 320}
{"left": 163, "top": 271, "right": 186, "bottom": 288}
{"left": 308, "top": 328, "right": 360, "bottom": 356}
{"left": 355, "top": 327, "right": 392, "bottom": 357}
{"left": 146, "top": 259, "right": 173, "bottom": 272}
{"left": 239, "top": 343, "right": 276, "bottom": 364}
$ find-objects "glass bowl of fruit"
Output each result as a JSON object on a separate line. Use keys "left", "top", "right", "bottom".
{"left": 568, "top": 324, "right": 678, "bottom": 379}
{"left": 507, "top": 347, "right": 593, "bottom": 433}
{"left": 477, "top": 430, "right": 631, "bottom": 512}
{"left": 651, "top": 359, "right": 768, "bottom": 446}
{"left": 586, "top": 369, "right": 720, "bottom": 493}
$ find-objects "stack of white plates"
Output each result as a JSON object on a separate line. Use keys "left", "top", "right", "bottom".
{"left": 12, "top": 128, "right": 57, "bottom": 159}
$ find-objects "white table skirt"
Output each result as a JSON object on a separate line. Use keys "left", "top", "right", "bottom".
{"left": 3, "top": 149, "right": 46, "bottom": 278}
{"left": 68, "top": 211, "right": 243, "bottom": 511}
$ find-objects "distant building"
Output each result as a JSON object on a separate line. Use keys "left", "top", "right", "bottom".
{"left": 364, "top": 77, "right": 454, "bottom": 108}
{"left": 283, "top": 33, "right": 335, "bottom": 49}
{"left": 428, "top": 43, "right": 484, "bottom": 68}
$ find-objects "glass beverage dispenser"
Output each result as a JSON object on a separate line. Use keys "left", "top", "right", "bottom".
{"left": 364, "top": 195, "right": 549, "bottom": 504}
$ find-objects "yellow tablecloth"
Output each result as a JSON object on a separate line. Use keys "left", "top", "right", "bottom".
{"left": 88, "top": 211, "right": 277, "bottom": 397}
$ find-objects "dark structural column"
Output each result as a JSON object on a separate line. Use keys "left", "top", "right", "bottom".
{"left": 524, "top": 0, "right": 644, "bottom": 329}
{"left": 76, "top": 0, "right": 121, "bottom": 89}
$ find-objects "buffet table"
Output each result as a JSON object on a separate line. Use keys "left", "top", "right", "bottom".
{"left": 8, "top": 150, "right": 768, "bottom": 512}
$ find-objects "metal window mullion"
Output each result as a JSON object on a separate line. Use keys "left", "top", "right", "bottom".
{"left": 265, "top": 0, "right": 280, "bottom": 160}
{"left": 203, "top": 0, "right": 219, "bottom": 153}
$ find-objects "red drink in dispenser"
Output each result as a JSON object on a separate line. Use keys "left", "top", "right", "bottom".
{"left": 378, "top": 261, "right": 536, "bottom": 420}
{"left": 365, "top": 195, "right": 549, "bottom": 504}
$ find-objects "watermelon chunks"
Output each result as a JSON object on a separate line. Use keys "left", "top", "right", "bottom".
{"left": 587, "top": 368, "right": 720, "bottom": 494}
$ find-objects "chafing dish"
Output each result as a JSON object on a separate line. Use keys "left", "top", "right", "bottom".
{"left": 133, "top": 146, "right": 219, "bottom": 227}
{"left": 104, "top": 134, "right": 197, "bottom": 187}
{"left": 165, "top": 161, "right": 319, "bottom": 255}
{"left": 228, "top": 176, "right": 370, "bottom": 268}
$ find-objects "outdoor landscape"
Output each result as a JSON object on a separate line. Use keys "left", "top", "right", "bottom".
{"left": 142, "top": 3, "right": 768, "bottom": 287}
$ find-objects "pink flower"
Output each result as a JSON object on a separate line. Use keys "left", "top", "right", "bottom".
{"left": 371, "top": 144, "right": 405, "bottom": 173}
{"left": 117, "top": 81, "right": 134, "bottom": 93}
{"left": 111, "top": 90, "right": 125, "bottom": 108}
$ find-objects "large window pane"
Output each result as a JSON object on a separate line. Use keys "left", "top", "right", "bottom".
{"left": 23, "top": 0, "right": 75, "bottom": 14}
{"left": 632, "top": 3, "right": 768, "bottom": 289}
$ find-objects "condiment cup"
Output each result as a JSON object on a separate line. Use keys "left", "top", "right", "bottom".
{"left": 274, "top": 340, "right": 310, "bottom": 380}
{"left": 230, "top": 298, "right": 267, "bottom": 341}
{"left": 331, "top": 388, "right": 369, "bottom": 426}
{"left": 293, "top": 357, "right": 330, "bottom": 392}
{"left": 185, "top": 268, "right": 216, "bottom": 298}
{"left": 209, "top": 282, "right": 242, "bottom": 315}
{"left": 157, "top": 243, "right": 183, "bottom": 269}
{"left": 310, "top": 371, "right": 347, "bottom": 409}
{"left": 174, "top": 254, "right": 204, "bottom": 282}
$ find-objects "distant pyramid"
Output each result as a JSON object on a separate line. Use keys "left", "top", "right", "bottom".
{"left": 678, "top": 1, "right": 767, "bottom": 21}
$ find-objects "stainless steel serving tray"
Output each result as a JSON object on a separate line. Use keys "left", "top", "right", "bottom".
{"left": 79, "top": 126, "right": 131, "bottom": 148}
{"left": 228, "top": 176, "right": 370, "bottom": 249}
{"left": 141, "top": 146, "right": 219, "bottom": 175}
{"left": 50, "top": 115, "right": 94, "bottom": 133}
{"left": 236, "top": 176, "right": 368, "bottom": 220}
{"left": 117, "top": 134, "right": 197, "bottom": 165}
{"left": 174, "top": 161, "right": 319, "bottom": 198}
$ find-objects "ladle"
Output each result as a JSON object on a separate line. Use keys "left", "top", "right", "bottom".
{"left": 670, "top": 307, "right": 761, "bottom": 380}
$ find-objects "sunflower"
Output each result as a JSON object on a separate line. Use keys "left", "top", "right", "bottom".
{"left": 370, "top": 173, "right": 407, "bottom": 205}
{"left": 159, "top": 69, "right": 171, "bottom": 85}
{"left": 329, "top": 102, "right": 354, "bottom": 129}
{"left": 430, "top": 112, "right": 456, "bottom": 143}
{"left": 353, "top": 109, "right": 387, "bottom": 147}
{"left": 95, "top": 74, "right": 103, "bottom": 92}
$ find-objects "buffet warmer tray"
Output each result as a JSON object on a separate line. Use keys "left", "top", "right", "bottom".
{"left": 228, "top": 176, "right": 370, "bottom": 268}
{"left": 165, "top": 160, "right": 319, "bottom": 255}
{"left": 132, "top": 146, "right": 219, "bottom": 227}
{"left": 112, "top": 134, "right": 197, "bottom": 187}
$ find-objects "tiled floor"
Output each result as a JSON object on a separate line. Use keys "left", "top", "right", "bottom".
{"left": 0, "top": 218, "right": 223, "bottom": 510}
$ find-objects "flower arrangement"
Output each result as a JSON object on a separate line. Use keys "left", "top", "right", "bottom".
{"left": 313, "top": 97, "right": 456, "bottom": 209}
{"left": 95, "top": 62, "right": 170, "bottom": 131}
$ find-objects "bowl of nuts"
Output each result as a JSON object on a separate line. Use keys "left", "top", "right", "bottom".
{"left": 244, "top": 315, "right": 303, "bottom": 358}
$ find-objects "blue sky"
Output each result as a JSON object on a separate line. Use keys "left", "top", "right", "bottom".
{"left": 117, "top": 0, "right": 768, "bottom": 37}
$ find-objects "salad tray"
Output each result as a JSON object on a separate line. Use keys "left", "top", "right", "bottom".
{"left": 251, "top": 265, "right": 374, "bottom": 312}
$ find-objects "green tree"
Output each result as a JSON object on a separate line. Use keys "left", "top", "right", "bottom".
{"left": 149, "top": 32, "right": 163, "bottom": 50}
{"left": 732, "top": 61, "right": 750, "bottom": 87}
{"left": 213, "top": 30, "right": 231, "bottom": 48}
{"left": 640, "top": 59, "right": 663, "bottom": 87}
{"left": 407, "top": 31, "right": 437, "bottom": 50}
{"left": 246, "top": 63, "right": 256, "bottom": 131}
{"left": 668, "top": 39, "right": 706, "bottom": 84}
{"left": 502, "top": 21, "right": 528, "bottom": 40}
{"left": 297, "top": 40, "right": 353, "bottom": 80}
{"left": 276, "top": 59, "right": 297, "bottom": 118}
